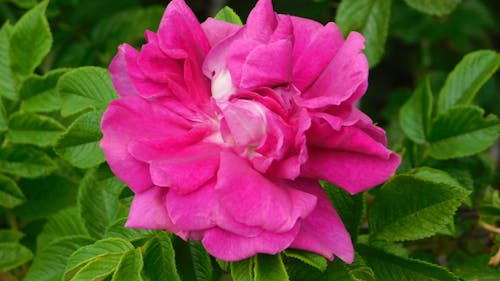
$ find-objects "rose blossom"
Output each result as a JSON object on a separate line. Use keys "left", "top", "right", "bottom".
{"left": 100, "top": 0, "right": 400, "bottom": 262}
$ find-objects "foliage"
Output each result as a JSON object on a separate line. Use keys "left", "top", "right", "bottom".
{"left": 0, "top": 0, "right": 499, "bottom": 280}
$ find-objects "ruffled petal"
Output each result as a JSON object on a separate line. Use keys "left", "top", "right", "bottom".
{"left": 125, "top": 187, "right": 176, "bottom": 230}
{"left": 202, "top": 18, "right": 241, "bottom": 47}
{"left": 109, "top": 44, "right": 141, "bottom": 97}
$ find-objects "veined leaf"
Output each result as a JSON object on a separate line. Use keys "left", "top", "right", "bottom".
{"left": 0, "top": 174, "right": 25, "bottom": 208}
{"left": 284, "top": 249, "right": 327, "bottom": 272}
{"left": 336, "top": 0, "right": 392, "bottom": 67}
{"left": 0, "top": 229, "right": 24, "bottom": 243}
{"left": 0, "top": 242, "right": 33, "bottom": 271}
{"left": 104, "top": 217, "right": 154, "bottom": 242}
{"left": 400, "top": 76, "right": 433, "bottom": 144}
{"left": 20, "top": 69, "right": 69, "bottom": 112}
{"left": 7, "top": 112, "right": 65, "bottom": 147}
{"left": 143, "top": 233, "right": 181, "bottom": 281}
{"left": 231, "top": 258, "right": 254, "bottom": 281}
{"left": 404, "top": 0, "right": 461, "bottom": 16}
{"left": 0, "top": 99, "right": 7, "bottom": 132}
{"left": 215, "top": 6, "right": 243, "bottom": 25}
{"left": 189, "top": 241, "right": 213, "bottom": 281}
{"left": 111, "top": 249, "right": 143, "bottom": 281}
{"left": 37, "top": 207, "right": 89, "bottom": 251}
{"left": 0, "top": 22, "right": 16, "bottom": 100}
{"left": 437, "top": 50, "right": 500, "bottom": 113}
{"left": 0, "top": 145, "right": 56, "bottom": 178}
{"left": 255, "top": 254, "right": 289, "bottom": 281}
{"left": 428, "top": 105, "right": 500, "bottom": 159}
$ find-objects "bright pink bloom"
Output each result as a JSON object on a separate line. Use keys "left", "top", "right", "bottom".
{"left": 101, "top": 0, "right": 400, "bottom": 262}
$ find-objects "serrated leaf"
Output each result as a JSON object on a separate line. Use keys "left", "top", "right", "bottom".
{"left": 231, "top": 258, "right": 254, "bottom": 281}
{"left": 58, "top": 67, "right": 118, "bottom": 117}
{"left": 64, "top": 238, "right": 133, "bottom": 281}
{"left": 54, "top": 111, "right": 105, "bottom": 168}
{"left": 0, "top": 22, "right": 16, "bottom": 100}
{"left": 24, "top": 236, "right": 94, "bottom": 281}
{"left": 215, "top": 6, "right": 243, "bottom": 25}
{"left": 358, "top": 245, "right": 460, "bottom": 281}
{"left": 0, "top": 145, "right": 56, "bottom": 178}
{"left": 37, "top": 207, "right": 89, "bottom": 251}
{"left": 400, "top": 76, "right": 433, "bottom": 144}
{"left": 284, "top": 249, "right": 327, "bottom": 272}
{"left": 404, "top": 0, "right": 461, "bottom": 16}
{"left": 111, "top": 249, "right": 143, "bottom": 281}
{"left": 104, "top": 217, "right": 154, "bottom": 242}
{"left": 78, "top": 165, "right": 126, "bottom": 239}
{"left": 20, "top": 69, "right": 68, "bottom": 112}
{"left": 437, "top": 50, "right": 500, "bottom": 113}
{"left": 7, "top": 112, "right": 65, "bottom": 147}
{"left": 143, "top": 233, "right": 181, "bottom": 281}
{"left": 255, "top": 254, "right": 289, "bottom": 281}
{"left": 428, "top": 105, "right": 500, "bottom": 159}
{"left": 189, "top": 241, "right": 213, "bottom": 281}
{"left": 369, "top": 168, "right": 470, "bottom": 241}
{"left": 0, "top": 242, "right": 33, "bottom": 271}
{"left": 9, "top": 0, "right": 52, "bottom": 77}
{"left": 0, "top": 230, "right": 24, "bottom": 243}
{"left": 0, "top": 174, "right": 25, "bottom": 208}
{"left": 336, "top": 0, "right": 391, "bottom": 67}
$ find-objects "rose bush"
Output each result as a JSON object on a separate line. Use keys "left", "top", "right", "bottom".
{"left": 100, "top": 0, "right": 400, "bottom": 262}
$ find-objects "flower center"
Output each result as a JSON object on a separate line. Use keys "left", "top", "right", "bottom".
{"left": 211, "top": 69, "right": 236, "bottom": 101}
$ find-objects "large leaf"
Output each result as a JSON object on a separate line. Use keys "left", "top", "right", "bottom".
{"left": 20, "top": 69, "right": 68, "bottom": 112}
{"left": 428, "top": 105, "right": 500, "bottom": 159}
{"left": 400, "top": 76, "right": 433, "bottom": 144}
{"left": 0, "top": 174, "right": 25, "bottom": 208}
{"left": 369, "top": 168, "right": 469, "bottom": 241}
{"left": 404, "top": 0, "right": 461, "bottom": 16}
{"left": 215, "top": 6, "right": 243, "bottom": 25}
{"left": 111, "top": 249, "right": 143, "bottom": 281}
{"left": 255, "top": 254, "right": 289, "bottom": 281}
{"left": 7, "top": 112, "right": 65, "bottom": 147}
{"left": 437, "top": 50, "right": 500, "bottom": 113}
{"left": 0, "top": 22, "right": 16, "bottom": 100}
{"left": 336, "top": 0, "right": 392, "bottom": 67}
{"left": 0, "top": 242, "right": 33, "bottom": 271}
{"left": 54, "top": 111, "right": 105, "bottom": 169}
{"left": 58, "top": 67, "right": 118, "bottom": 117}
{"left": 283, "top": 249, "right": 327, "bottom": 272}
{"left": 37, "top": 207, "right": 89, "bottom": 251}
{"left": 24, "top": 236, "right": 94, "bottom": 281}
{"left": 359, "top": 245, "right": 459, "bottom": 281}
{"left": 0, "top": 145, "right": 56, "bottom": 178}
{"left": 9, "top": 0, "right": 52, "bottom": 77}
{"left": 78, "top": 164, "right": 126, "bottom": 239}
{"left": 143, "top": 233, "right": 181, "bottom": 281}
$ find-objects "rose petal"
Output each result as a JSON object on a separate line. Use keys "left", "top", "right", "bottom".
{"left": 109, "top": 44, "right": 141, "bottom": 97}
{"left": 125, "top": 187, "right": 175, "bottom": 230}
{"left": 202, "top": 18, "right": 241, "bottom": 47}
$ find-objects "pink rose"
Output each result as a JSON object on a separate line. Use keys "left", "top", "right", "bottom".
{"left": 101, "top": 0, "right": 400, "bottom": 262}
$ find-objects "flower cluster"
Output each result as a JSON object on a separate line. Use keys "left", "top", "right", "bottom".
{"left": 101, "top": 0, "right": 400, "bottom": 262}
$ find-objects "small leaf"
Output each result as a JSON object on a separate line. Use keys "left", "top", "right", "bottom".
{"left": 37, "top": 207, "right": 89, "bottom": 251}
{"left": 104, "top": 217, "right": 154, "bottom": 242}
{"left": 404, "top": 0, "right": 461, "bottom": 16}
{"left": 0, "top": 174, "right": 25, "bottom": 208}
{"left": 20, "top": 69, "right": 68, "bottom": 112}
{"left": 9, "top": 0, "right": 52, "bottom": 77}
{"left": 111, "top": 249, "right": 144, "bottom": 281}
{"left": 283, "top": 249, "right": 327, "bottom": 272}
{"left": 230, "top": 258, "right": 254, "bottom": 281}
{"left": 215, "top": 6, "right": 243, "bottom": 25}
{"left": 255, "top": 254, "right": 289, "bottom": 281}
{"left": 0, "top": 22, "right": 16, "bottom": 100}
{"left": 143, "top": 233, "right": 181, "bottom": 281}
{"left": 428, "top": 105, "right": 500, "bottom": 159}
{"left": 189, "top": 241, "right": 213, "bottom": 281}
{"left": 7, "top": 112, "right": 65, "bottom": 147}
{"left": 0, "top": 145, "right": 56, "bottom": 178}
{"left": 24, "top": 236, "right": 95, "bottom": 281}
{"left": 54, "top": 111, "right": 105, "bottom": 169}
{"left": 358, "top": 245, "right": 460, "bottom": 281}
{"left": 0, "top": 230, "right": 24, "bottom": 243}
{"left": 336, "top": 0, "right": 392, "bottom": 67}
{"left": 400, "top": 76, "right": 433, "bottom": 144}
{"left": 0, "top": 242, "right": 33, "bottom": 271}
{"left": 58, "top": 67, "right": 118, "bottom": 117}
{"left": 437, "top": 50, "right": 500, "bottom": 113}
{"left": 369, "top": 168, "right": 470, "bottom": 241}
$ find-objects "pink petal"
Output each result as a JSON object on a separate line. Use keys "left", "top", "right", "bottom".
{"left": 109, "top": 44, "right": 141, "bottom": 97}
{"left": 245, "top": 0, "right": 277, "bottom": 41}
{"left": 216, "top": 150, "right": 317, "bottom": 233}
{"left": 125, "top": 187, "right": 176, "bottom": 230}
{"left": 201, "top": 18, "right": 241, "bottom": 47}
{"left": 202, "top": 223, "right": 300, "bottom": 262}
{"left": 290, "top": 179, "right": 354, "bottom": 263}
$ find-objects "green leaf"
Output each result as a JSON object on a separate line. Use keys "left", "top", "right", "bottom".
{"left": 255, "top": 254, "right": 289, "bottom": 281}
{"left": 143, "top": 233, "right": 181, "bottom": 281}
{"left": 0, "top": 229, "right": 24, "bottom": 243}
{"left": 78, "top": 164, "right": 126, "bottom": 239}
{"left": 0, "top": 145, "right": 56, "bottom": 178}
{"left": 104, "top": 217, "right": 154, "bottom": 242}
{"left": 437, "top": 50, "right": 500, "bottom": 113}
{"left": 0, "top": 174, "right": 25, "bottom": 208}
{"left": 369, "top": 168, "right": 470, "bottom": 241}
{"left": 215, "top": 6, "right": 243, "bottom": 25}
{"left": 37, "top": 207, "right": 89, "bottom": 251}
{"left": 9, "top": 0, "right": 37, "bottom": 9}
{"left": 9, "top": 0, "right": 52, "bottom": 77}
{"left": 0, "top": 242, "right": 33, "bottom": 271}
{"left": 189, "top": 241, "right": 213, "bottom": 281}
{"left": 0, "top": 22, "right": 16, "bottom": 100}
{"left": 400, "top": 76, "right": 433, "bottom": 144}
{"left": 404, "top": 0, "right": 461, "bottom": 16}
{"left": 111, "top": 249, "right": 143, "bottom": 281}
{"left": 0, "top": 99, "right": 7, "bottom": 132}
{"left": 20, "top": 69, "right": 68, "bottom": 112}
{"left": 58, "top": 67, "right": 118, "bottom": 117}
{"left": 283, "top": 249, "right": 327, "bottom": 272}
{"left": 54, "top": 111, "right": 105, "bottom": 169}
{"left": 7, "top": 112, "right": 65, "bottom": 147}
{"left": 428, "top": 105, "right": 500, "bottom": 159}
{"left": 231, "top": 258, "right": 254, "bottom": 281}
{"left": 24, "top": 236, "right": 95, "bottom": 281}
{"left": 64, "top": 238, "right": 133, "bottom": 281}
{"left": 336, "top": 0, "right": 391, "bottom": 67}
{"left": 358, "top": 245, "right": 459, "bottom": 281}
